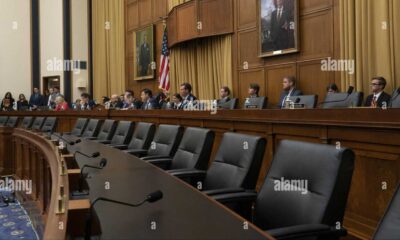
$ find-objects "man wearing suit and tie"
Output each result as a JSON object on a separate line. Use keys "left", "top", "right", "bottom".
{"left": 278, "top": 76, "right": 303, "bottom": 109}
{"left": 270, "top": 0, "right": 292, "bottom": 51}
{"left": 140, "top": 88, "right": 159, "bottom": 110}
{"left": 365, "top": 77, "right": 391, "bottom": 108}
{"left": 217, "top": 86, "right": 231, "bottom": 105}
{"left": 180, "top": 83, "right": 197, "bottom": 109}
{"left": 29, "top": 87, "right": 43, "bottom": 109}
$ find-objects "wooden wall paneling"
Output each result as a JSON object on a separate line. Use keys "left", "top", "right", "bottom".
{"left": 198, "top": 0, "right": 234, "bottom": 37}
{"left": 238, "top": 68, "right": 265, "bottom": 105}
{"left": 167, "top": 8, "right": 177, "bottom": 46}
{"left": 237, "top": 0, "right": 257, "bottom": 30}
{"left": 237, "top": 28, "right": 264, "bottom": 70}
{"left": 176, "top": 2, "right": 198, "bottom": 43}
{"left": 299, "top": 0, "right": 332, "bottom": 15}
{"left": 139, "top": 0, "right": 153, "bottom": 26}
{"left": 151, "top": 0, "right": 168, "bottom": 22}
{"left": 127, "top": 0, "right": 139, "bottom": 30}
{"left": 265, "top": 64, "right": 297, "bottom": 106}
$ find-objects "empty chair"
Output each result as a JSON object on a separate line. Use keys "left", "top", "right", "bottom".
{"left": 41, "top": 117, "right": 57, "bottom": 133}
{"left": 81, "top": 119, "right": 102, "bottom": 138}
{"left": 64, "top": 118, "right": 89, "bottom": 136}
{"left": 112, "top": 122, "right": 156, "bottom": 150}
{"left": 218, "top": 98, "right": 238, "bottom": 110}
{"left": 0, "top": 116, "right": 8, "bottom": 126}
{"left": 243, "top": 97, "right": 268, "bottom": 109}
{"left": 146, "top": 127, "right": 215, "bottom": 171}
{"left": 5, "top": 117, "right": 18, "bottom": 127}
{"left": 31, "top": 117, "right": 46, "bottom": 131}
{"left": 97, "top": 121, "right": 135, "bottom": 145}
{"left": 21, "top": 117, "right": 34, "bottom": 129}
{"left": 213, "top": 140, "right": 355, "bottom": 239}
{"left": 288, "top": 95, "right": 318, "bottom": 109}
{"left": 124, "top": 124, "right": 183, "bottom": 159}
{"left": 321, "top": 92, "right": 364, "bottom": 108}
{"left": 390, "top": 88, "right": 400, "bottom": 108}
{"left": 170, "top": 132, "right": 266, "bottom": 194}
{"left": 373, "top": 184, "right": 400, "bottom": 239}
{"left": 85, "top": 119, "right": 117, "bottom": 142}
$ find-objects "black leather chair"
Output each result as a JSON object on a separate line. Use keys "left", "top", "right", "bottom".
{"left": 125, "top": 124, "right": 183, "bottom": 159}
{"left": 146, "top": 127, "right": 215, "bottom": 171}
{"left": 169, "top": 132, "right": 266, "bottom": 194}
{"left": 112, "top": 122, "right": 156, "bottom": 150}
{"left": 288, "top": 95, "right": 318, "bottom": 109}
{"left": 243, "top": 97, "right": 268, "bottom": 109}
{"left": 41, "top": 117, "right": 57, "bottom": 133}
{"left": 97, "top": 121, "right": 135, "bottom": 145}
{"left": 5, "top": 117, "right": 18, "bottom": 127}
{"left": 390, "top": 88, "right": 400, "bottom": 108}
{"left": 21, "top": 117, "right": 34, "bottom": 129}
{"left": 321, "top": 92, "right": 364, "bottom": 108}
{"left": 213, "top": 140, "right": 355, "bottom": 240}
{"left": 31, "top": 117, "right": 46, "bottom": 131}
{"left": 85, "top": 119, "right": 117, "bottom": 142}
{"left": 65, "top": 118, "right": 89, "bottom": 136}
{"left": 0, "top": 116, "right": 8, "bottom": 126}
{"left": 218, "top": 98, "right": 238, "bottom": 110}
{"left": 373, "top": 184, "right": 400, "bottom": 239}
{"left": 81, "top": 119, "right": 102, "bottom": 138}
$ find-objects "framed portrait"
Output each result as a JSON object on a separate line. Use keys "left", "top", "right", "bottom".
{"left": 258, "top": 0, "right": 299, "bottom": 57}
{"left": 133, "top": 24, "right": 155, "bottom": 80}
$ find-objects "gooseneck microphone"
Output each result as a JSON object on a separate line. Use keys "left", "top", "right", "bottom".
{"left": 73, "top": 151, "right": 100, "bottom": 161}
{"left": 52, "top": 133, "right": 82, "bottom": 146}
{"left": 318, "top": 86, "right": 354, "bottom": 107}
{"left": 85, "top": 190, "right": 163, "bottom": 240}
{"left": 75, "top": 158, "right": 107, "bottom": 195}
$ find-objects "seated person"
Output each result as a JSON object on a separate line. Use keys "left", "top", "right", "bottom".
{"left": 80, "top": 93, "right": 96, "bottom": 110}
{"left": 1, "top": 92, "right": 15, "bottom": 111}
{"left": 122, "top": 90, "right": 142, "bottom": 109}
{"left": 217, "top": 86, "right": 231, "bottom": 105}
{"left": 327, "top": 83, "right": 339, "bottom": 94}
{"left": 171, "top": 93, "right": 183, "bottom": 110}
{"left": 365, "top": 76, "right": 391, "bottom": 108}
{"left": 180, "top": 83, "right": 197, "bottom": 108}
{"left": 54, "top": 96, "right": 69, "bottom": 111}
{"left": 278, "top": 76, "right": 303, "bottom": 108}
{"left": 107, "top": 94, "right": 123, "bottom": 109}
{"left": 248, "top": 83, "right": 260, "bottom": 98}
{"left": 17, "top": 94, "right": 30, "bottom": 110}
{"left": 140, "top": 88, "right": 159, "bottom": 110}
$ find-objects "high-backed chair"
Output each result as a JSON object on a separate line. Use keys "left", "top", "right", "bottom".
{"left": 321, "top": 92, "right": 364, "bottom": 108}
{"left": 146, "top": 127, "right": 215, "bottom": 171}
{"left": 373, "top": 184, "right": 400, "bottom": 239}
{"left": 21, "top": 117, "right": 34, "bottom": 129}
{"left": 389, "top": 88, "right": 400, "bottom": 108}
{"left": 213, "top": 140, "right": 355, "bottom": 240}
{"left": 5, "top": 117, "right": 18, "bottom": 127}
{"left": 169, "top": 132, "right": 266, "bottom": 194}
{"left": 85, "top": 119, "right": 117, "bottom": 141}
{"left": 81, "top": 119, "right": 102, "bottom": 138}
{"left": 31, "top": 117, "right": 46, "bottom": 131}
{"left": 243, "top": 97, "right": 268, "bottom": 109}
{"left": 65, "top": 118, "right": 89, "bottom": 136}
{"left": 97, "top": 121, "right": 134, "bottom": 145}
{"left": 218, "top": 98, "right": 238, "bottom": 110}
{"left": 124, "top": 124, "right": 183, "bottom": 159}
{"left": 288, "top": 95, "right": 318, "bottom": 109}
{"left": 41, "top": 117, "right": 57, "bottom": 133}
{"left": 0, "top": 116, "right": 9, "bottom": 126}
{"left": 112, "top": 122, "right": 156, "bottom": 150}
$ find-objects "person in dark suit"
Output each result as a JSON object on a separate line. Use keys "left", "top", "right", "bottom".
{"left": 17, "top": 94, "right": 30, "bottom": 110}
{"left": 180, "top": 83, "right": 197, "bottom": 108}
{"left": 29, "top": 87, "right": 43, "bottom": 110}
{"left": 248, "top": 83, "right": 260, "bottom": 98}
{"left": 365, "top": 77, "right": 391, "bottom": 108}
{"left": 171, "top": 93, "right": 183, "bottom": 110}
{"left": 140, "top": 88, "right": 159, "bottom": 110}
{"left": 139, "top": 33, "right": 151, "bottom": 77}
{"left": 123, "top": 90, "right": 142, "bottom": 109}
{"left": 278, "top": 76, "right": 303, "bottom": 108}
{"left": 80, "top": 93, "right": 96, "bottom": 110}
{"left": 217, "top": 86, "right": 231, "bottom": 105}
{"left": 270, "top": 0, "right": 292, "bottom": 50}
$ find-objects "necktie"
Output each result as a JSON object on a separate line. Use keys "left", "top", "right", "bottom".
{"left": 372, "top": 96, "right": 377, "bottom": 108}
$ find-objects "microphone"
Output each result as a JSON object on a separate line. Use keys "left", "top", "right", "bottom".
{"left": 53, "top": 133, "right": 82, "bottom": 146}
{"left": 85, "top": 190, "right": 163, "bottom": 240}
{"left": 318, "top": 86, "right": 354, "bottom": 107}
{"left": 73, "top": 151, "right": 100, "bottom": 161}
{"left": 390, "top": 87, "right": 400, "bottom": 107}
{"left": 73, "top": 158, "right": 107, "bottom": 196}
{"left": 294, "top": 97, "right": 301, "bottom": 104}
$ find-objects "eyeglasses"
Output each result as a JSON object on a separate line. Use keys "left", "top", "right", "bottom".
{"left": 370, "top": 83, "right": 382, "bottom": 86}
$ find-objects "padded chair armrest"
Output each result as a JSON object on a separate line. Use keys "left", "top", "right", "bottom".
{"left": 168, "top": 169, "right": 207, "bottom": 181}
{"left": 147, "top": 158, "right": 173, "bottom": 170}
{"left": 267, "top": 224, "right": 347, "bottom": 240}
{"left": 85, "top": 137, "right": 97, "bottom": 140}
{"left": 212, "top": 191, "right": 258, "bottom": 204}
{"left": 109, "top": 144, "right": 128, "bottom": 149}
{"left": 124, "top": 149, "right": 148, "bottom": 157}
{"left": 63, "top": 132, "right": 72, "bottom": 135}
{"left": 141, "top": 155, "right": 171, "bottom": 161}
{"left": 96, "top": 140, "right": 111, "bottom": 144}
{"left": 202, "top": 188, "right": 246, "bottom": 196}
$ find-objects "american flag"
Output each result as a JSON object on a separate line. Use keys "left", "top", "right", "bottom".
{"left": 158, "top": 27, "right": 170, "bottom": 91}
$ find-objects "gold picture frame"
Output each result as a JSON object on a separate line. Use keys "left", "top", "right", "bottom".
{"left": 133, "top": 24, "right": 155, "bottom": 80}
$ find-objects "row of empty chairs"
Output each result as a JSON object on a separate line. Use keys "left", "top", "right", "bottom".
{"left": 0, "top": 116, "right": 57, "bottom": 133}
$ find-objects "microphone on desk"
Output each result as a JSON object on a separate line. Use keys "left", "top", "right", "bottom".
{"left": 73, "top": 151, "right": 100, "bottom": 160}
{"left": 389, "top": 87, "right": 400, "bottom": 107}
{"left": 294, "top": 97, "right": 301, "bottom": 104}
{"left": 53, "top": 133, "right": 82, "bottom": 146}
{"left": 74, "top": 158, "right": 107, "bottom": 196}
{"left": 318, "top": 86, "right": 354, "bottom": 107}
{"left": 85, "top": 190, "right": 163, "bottom": 240}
